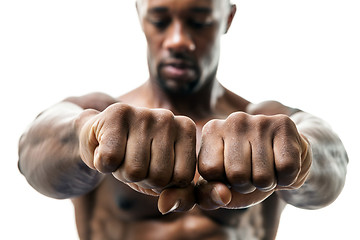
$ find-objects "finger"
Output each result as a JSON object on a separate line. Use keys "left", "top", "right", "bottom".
{"left": 300, "top": 135, "right": 312, "bottom": 172}
{"left": 195, "top": 178, "right": 232, "bottom": 210}
{"left": 279, "top": 145, "right": 312, "bottom": 190}
{"left": 145, "top": 133, "right": 175, "bottom": 190}
{"left": 158, "top": 184, "right": 196, "bottom": 214}
{"left": 78, "top": 110, "right": 101, "bottom": 169}
{"left": 94, "top": 128, "right": 127, "bottom": 173}
{"left": 225, "top": 188, "right": 274, "bottom": 209}
{"left": 198, "top": 120, "right": 226, "bottom": 182}
{"left": 196, "top": 179, "right": 274, "bottom": 210}
{"left": 224, "top": 137, "right": 255, "bottom": 194}
{"left": 112, "top": 131, "right": 151, "bottom": 183}
{"left": 125, "top": 182, "right": 160, "bottom": 196}
{"left": 273, "top": 133, "right": 302, "bottom": 187}
{"left": 172, "top": 116, "right": 197, "bottom": 187}
{"left": 251, "top": 137, "right": 277, "bottom": 191}
{"left": 294, "top": 140, "right": 312, "bottom": 188}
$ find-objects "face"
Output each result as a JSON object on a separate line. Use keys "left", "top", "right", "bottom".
{"left": 137, "top": 0, "right": 236, "bottom": 95}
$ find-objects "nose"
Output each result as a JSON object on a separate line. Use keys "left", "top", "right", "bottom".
{"left": 163, "top": 21, "right": 196, "bottom": 53}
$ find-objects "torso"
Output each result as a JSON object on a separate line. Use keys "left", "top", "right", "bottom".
{"left": 74, "top": 179, "right": 285, "bottom": 240}
{"left": 71, "top": 85, "right": 288, "bottom": 240}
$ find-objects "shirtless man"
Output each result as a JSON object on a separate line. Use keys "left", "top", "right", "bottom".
{"left": 18, "top": 0, "right": 349, "bottom": 239}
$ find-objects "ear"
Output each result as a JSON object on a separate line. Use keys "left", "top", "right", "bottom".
{"left": 225, "top": 4, "right": 237, "bottom": 34}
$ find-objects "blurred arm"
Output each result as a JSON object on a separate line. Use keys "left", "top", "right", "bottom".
{"left": 18, "top": 93, "right": 117, "bottom": 199}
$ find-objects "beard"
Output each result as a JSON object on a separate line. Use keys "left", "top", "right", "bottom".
{"left": 155, "top": 56, "right": 202, "bottom": 95}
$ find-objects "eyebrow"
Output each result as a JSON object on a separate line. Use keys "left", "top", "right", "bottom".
{"left": 189, "top": 7, "right": 212, "bottom": 14}
{"left": 147, "top": 6, "right": 212, "bottom": 14}
{"left": 148, "top": 7, "right": 169, "bottom": 14}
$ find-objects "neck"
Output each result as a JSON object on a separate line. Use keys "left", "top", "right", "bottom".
{"left": 144, "top": 78, "right": 225, "bottom": 120}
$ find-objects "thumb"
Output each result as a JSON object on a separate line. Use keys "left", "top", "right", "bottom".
{"left": 195, "top": 178, "right": 232, "bottom": 210}
{"left": 77, "top": 109, "right": 101, "bottom": 169}
{"left": 158, "top": 184, "right": 196, "bottom": 215}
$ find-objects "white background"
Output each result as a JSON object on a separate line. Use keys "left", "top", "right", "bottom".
{"left": 1, "top": 0, "right": 359, "bottom": 239}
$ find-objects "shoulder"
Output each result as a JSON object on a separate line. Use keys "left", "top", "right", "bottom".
{"left": 246, "top": 100, "right": 300, "bottom": 116}
{"left": 63, "top": 92, "right": 119, "bottom": 112}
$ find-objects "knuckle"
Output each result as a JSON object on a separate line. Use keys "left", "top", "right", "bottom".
{"left": 275, "top": 136, "right": 302, "bottom": 186}
{"left": 152, "top": 109, "right": 176, "bottom": 134}
{"left": 148, "top": 171, "right": 171, "bottom": 188}
{"left": 252, "top": 172, "right": 275, "bottom": 190}
{"left": 225, "top": 112, "right": 249, "bottom": 133}
{"left": 277, "top": 157, "right": 300, "bottom": 175}
{"left": 136, "top": 108, "right": 153, "bottom": 122}
{"left": 202, "top": 119, "right": 221, "bottom": 136}
{"left": 276, "top": 114, "right": 293, "bottom": 124}
{"left": 123, "top": 166, "right": 147, "bottom": 183}
{"left": 227, "top": 111, "right": 246, "bottom": 122}
{"left": 108, "top": 103, "right": 132, "bottom": 118}
{"left": 172, "top": 169, "right": 194, "bottom": 187}
{"left": 253, "top": 115, "right": 272, "bottom": 133}
{"left": 177, "top": 116, "right": 196, "bottom": 131}
{"left": 176, "top": 117, "right": 196, "bottom": 138}
{"left": 226, "top": 169, "right": 250, "bottom": 185}
{"left": 153, "top": 109, "right": 175, "bottom": 123}
{"left": 101, "top": 103, "right": 132, "bottom": 129}
{"left": 134, "top": 109, "right": 153, "bottom": 133}
{"left": 276, "top": 159, "right": 300, "bottom": 186}
{"left": 198, "top": 161, "right": 223, "bottom": 181}
{"left": 274, "top": 115, "right": 297, "bottom": 133}
{"left": 95, "top": 150, "right": 120, "bottom": 173}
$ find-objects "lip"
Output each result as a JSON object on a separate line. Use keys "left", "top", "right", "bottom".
{"left": 163, "top": 59, "right": 195, "bottom": 68}
{"left": 161, "top": 65, "right": 195, "bottom": 79}
{"left": 160, "top": 60, "right": 196, "bottom": 79}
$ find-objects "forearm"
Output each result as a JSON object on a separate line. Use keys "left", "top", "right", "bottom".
{"left": 18, "top": 102, "right": 103, "bottom": 199}
{"left": 278, "top": 111, "right": 348, "bottom": 209}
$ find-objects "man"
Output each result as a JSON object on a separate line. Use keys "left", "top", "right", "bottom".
{"left": 18, "top": 0, "right": 348, "bottom": 239}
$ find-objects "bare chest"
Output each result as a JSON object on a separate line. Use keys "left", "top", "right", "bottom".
{"left": 77, "top": 177, "right": 284, "bottom": 240}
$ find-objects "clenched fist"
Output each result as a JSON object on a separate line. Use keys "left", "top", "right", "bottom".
{"left": 76, "top": 103, "right": 197, "bottom": 212}
{"left": 196, "top": 112, "right": 312, "bottom": 210}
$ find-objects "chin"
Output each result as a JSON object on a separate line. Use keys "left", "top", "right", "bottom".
{"left": 159, "top": 77, "right": 201, "bottom": 96}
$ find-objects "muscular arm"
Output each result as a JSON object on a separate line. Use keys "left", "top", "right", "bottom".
{"left": 248, "top": 101, "right": 349, "bottom": 209}
{"left": 279, "top": 111, "right": 348, "bottom": 209}
{"left": 18, "top": 93, "right": 118, "bottom": 199}
{"left": 19, "top": 92, "right": 197, "bottom": 213}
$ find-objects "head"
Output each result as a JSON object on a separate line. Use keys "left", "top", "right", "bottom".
{"left": 136, "top": 0, "right": 236, "bottom": 95}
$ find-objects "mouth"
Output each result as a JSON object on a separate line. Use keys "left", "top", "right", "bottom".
{"left": 160, "top": 60, "right": 197, "bottom": 80}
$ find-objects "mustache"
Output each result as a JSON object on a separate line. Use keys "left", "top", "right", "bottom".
{"left": 159, "top": 53, "right": 197, "bottom": 68}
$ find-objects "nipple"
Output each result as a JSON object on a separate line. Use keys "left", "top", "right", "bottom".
{"left": 117, "top": 197, "right": 134, "bottom": 211}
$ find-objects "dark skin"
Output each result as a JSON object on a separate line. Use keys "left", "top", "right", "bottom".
{"left": 18, "top": 0, "right": 348, "bottom": 239}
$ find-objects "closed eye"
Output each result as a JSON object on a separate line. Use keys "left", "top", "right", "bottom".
{"left": 188, "top": 19, "right": 213, "bottom": 29}
{"left": 147, "top": 18, "right": 171, "bottom": 30}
